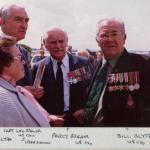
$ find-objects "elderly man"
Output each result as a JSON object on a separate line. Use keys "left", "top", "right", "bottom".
{"left": 84, "top": 17, "right": 150, "bottom": 127}
{"left": 32, "top": 27, "right": 92, "bottom": 126}
{"left": 0, "top": 4, "right": 32, "bottom": 86}
{"left": 0, "top": 4, "right": 44, "bottom": 98}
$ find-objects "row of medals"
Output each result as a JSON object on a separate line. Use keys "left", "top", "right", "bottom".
{"left": 107, "top": 71, "right": 140, "bottom": 92}
{"left": 67, "top": 66, "right": 91, "bottom": 84}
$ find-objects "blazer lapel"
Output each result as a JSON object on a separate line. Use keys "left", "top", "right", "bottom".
{"left": 43, "top": 57, "right": 55, "bottom": 81}
{"left": 113, "top": 49, "right": 130, "bottom": 73}
{"left": 68, "top": 53, "right": 78, "bottom": 71}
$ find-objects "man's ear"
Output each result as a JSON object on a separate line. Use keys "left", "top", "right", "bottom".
{"left": 95, "top": 37, "right": 101, "bottom": 47}
{"left": 95, "top": 37, "right": 99, "bottom": 43}
{"left": 0, "top": 17, "right": 4, "bottom": 25}
{"left": 124, "top": 33, "right": 126, "bottom": 41}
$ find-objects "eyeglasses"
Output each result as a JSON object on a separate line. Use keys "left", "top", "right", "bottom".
{"left": 97, "top": 31, "right": 123, "bottom": 41}
{"left": 13, "top": 55, "right": 23, "bottom": 62}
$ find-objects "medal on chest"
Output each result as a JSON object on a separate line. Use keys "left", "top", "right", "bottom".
{"left": 108, "top": 71, "right": 140, "bottom": 92}
{"left": 126, "top": 94, "right": 135, "bottom": 109}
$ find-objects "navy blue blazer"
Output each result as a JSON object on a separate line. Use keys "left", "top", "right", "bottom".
{"left": 32, "top": 53, "right": 92, "bottom": 115}
{"left": 17, "top": 45, "right": 32, "bottom": 86}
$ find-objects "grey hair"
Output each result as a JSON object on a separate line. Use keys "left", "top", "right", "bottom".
{"left": 43, "top": 27, "right": 68, "bottom": 42}
{"left": 0, "top": 6, "right": 10, "bottom": 19}
{"left": 0, "top": 4, "right": 26, "bottom": 19}
{"left": 96, "top": 17, "right": 126, "bottom": 37}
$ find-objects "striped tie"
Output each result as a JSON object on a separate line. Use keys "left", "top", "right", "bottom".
{"left": 84, "top": 61, "right": 111, "bottom": 126}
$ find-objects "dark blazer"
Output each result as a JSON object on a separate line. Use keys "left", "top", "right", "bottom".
{"left": 32, "top": 53, "right": 91, "bottom": 125}
{"left": 16, "top": 45, "right": 32, "bottom": 86}
{"left": 86, "top": 49, "right": 150, "bottom": 127}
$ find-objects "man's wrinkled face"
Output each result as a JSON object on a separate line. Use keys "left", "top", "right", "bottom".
{"left": 44, "top": 30, "right": 68, "bottom": 61}
{"left": 96, "top": 21, "right": 126, "bottom": 60}
{"left": 1, "top": 8, "right": 29, "bottom": 41}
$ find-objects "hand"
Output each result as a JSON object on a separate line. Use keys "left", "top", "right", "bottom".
{"left": 73, "top": 109, "right": 84, "bottom": 124}
{"left": 24, "top": 86, "right": 44, "bottom": 99}
{"left": 49, "top": 115, "right": 64, "bottom": 127}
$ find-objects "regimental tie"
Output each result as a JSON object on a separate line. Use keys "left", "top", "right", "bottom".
{"left": 56, "top": 61, "right": 64, "bottom": 114}
{"left": 84, "top": 61, "right": 112, "bottom": 126}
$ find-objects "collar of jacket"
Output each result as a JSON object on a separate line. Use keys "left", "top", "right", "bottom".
{"left": 0, "top": 77, "right": 17, "bottom": 93}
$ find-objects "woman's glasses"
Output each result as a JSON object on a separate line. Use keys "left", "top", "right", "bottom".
{"left": 13, "top": 55, "right": 24, "bottom": 62}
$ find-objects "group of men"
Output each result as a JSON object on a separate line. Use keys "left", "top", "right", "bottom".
{"left": 0, "top": 3, "right": 150, "bottom": 127}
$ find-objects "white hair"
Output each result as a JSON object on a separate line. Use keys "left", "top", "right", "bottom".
{"left": 0, "top": 4, "right": 27, "bottom": 19}
{"left": 96, "top": 17, "right": 126, "bottom": 37}
{"left": 43, "top": 27, "right": 68, "bottom": 42}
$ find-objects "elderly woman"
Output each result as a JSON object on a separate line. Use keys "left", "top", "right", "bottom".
{"left": 0, "top": 35, "right": 63, "bottom": 127}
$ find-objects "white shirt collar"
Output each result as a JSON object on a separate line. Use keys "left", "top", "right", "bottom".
{"left": 102, "top": 57, "right": 107, "bottom": 66}
{"left": 50, "top": 53, "right": 69, "bottom": 67}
